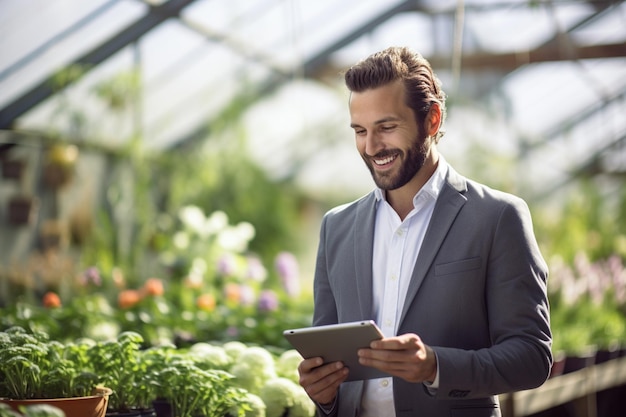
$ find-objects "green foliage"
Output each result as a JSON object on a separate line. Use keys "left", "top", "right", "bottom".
{"left": 534, "top": 180, "right": 626, "bottom": 264}
{"left": 159, "top": 142, "right": 307, "bottom": 266}
{"left": 0, "top": 328, "right": 313, "bottom": 416}
{"left": 547, "top": 253, "right": 626, "bottom": 354}
{"left": 87, "top": 331, "right": 145, "bottom": 412}
{"left": 0, "top": 327, "right": 98, "bottom": 400}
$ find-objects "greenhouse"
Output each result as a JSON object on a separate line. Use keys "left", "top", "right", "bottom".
{"left": 1, "top": 1, "right": 625, "bottom": 416}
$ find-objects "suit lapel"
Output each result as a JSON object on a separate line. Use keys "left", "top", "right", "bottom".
{"left": 399, "top": 167, "right": 468, "bottom": 325}
{"left": 354, "top": 193, "right": 377, "bottom": 320}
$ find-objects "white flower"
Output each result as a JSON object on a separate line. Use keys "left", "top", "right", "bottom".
{"left": 179, "top": 205, "right": 207, "bottom": 233}
{"left": 173, "top": 231, "right": 190, "bottom": 250}
{"left": 205, "top": 210, "right": 229, "bottom": 235}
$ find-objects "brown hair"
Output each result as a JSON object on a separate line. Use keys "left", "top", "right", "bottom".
{"left": 344, "top": 46, "right": 447, "bottom": 142}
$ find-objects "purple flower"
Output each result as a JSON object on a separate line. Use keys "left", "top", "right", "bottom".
{"left": 239, "top": 284, "right": 256, "bottom": 306}
{"left": 227, "top": 326, "right": 240, "bottom": 338}
{"left": 80, "top": 266, "right": 101, "bottom": 287}
{"left": 275, "top": 252, "right": 300, "bottom": 296}
{"left": 246, "top": 256, "right": 268, "bottom": 282}
{"left": 217, "top": 253, "right": 237, "bottom": 276}
{"left": 258, "top": 289, "right": 279, "bottom": 312}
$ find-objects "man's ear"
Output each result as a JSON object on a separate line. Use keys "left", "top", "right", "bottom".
{"left": 426, "top": 103, "right": 442, "bottom": 137}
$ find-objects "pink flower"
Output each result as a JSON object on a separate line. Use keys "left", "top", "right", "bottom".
{"left": 227, "top": 326, "right": 239, "bottom": 337}
{"left": 80, "top": 266, "right": 101, "bottom": 287}
{"left": 246, "top": 256, "right": 267, "bottom": 282}
{"left": 239, "top": 284, "right": 256, "bottom": 306}
{"left": 275, "top": 252, "right": 300, "bottom": 296}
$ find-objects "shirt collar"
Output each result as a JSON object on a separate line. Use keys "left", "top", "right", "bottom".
{"left": 374, "top": 155, "right": 448, "bottom": 206}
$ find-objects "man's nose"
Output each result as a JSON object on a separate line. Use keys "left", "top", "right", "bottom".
{"left": 365, "top": 132, "right": 384, "bottom": 156}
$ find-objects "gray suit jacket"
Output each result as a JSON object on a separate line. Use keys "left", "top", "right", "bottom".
{"left": 312, "top": 165, "right": 552, "bottom": 417}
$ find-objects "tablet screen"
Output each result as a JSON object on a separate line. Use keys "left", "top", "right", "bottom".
{"left": 283, "top": 320, "right": 388, "bottom": 381}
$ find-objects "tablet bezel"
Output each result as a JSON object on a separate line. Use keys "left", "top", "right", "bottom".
{"left": 283, "top": 320, "right": 388, "bottom": 381}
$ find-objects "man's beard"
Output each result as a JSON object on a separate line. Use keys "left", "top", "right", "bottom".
{"left": 362, "top": 135, "right": 428, "bottom": 191}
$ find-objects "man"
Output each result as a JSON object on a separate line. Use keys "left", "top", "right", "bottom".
{"left": 297, "top": 46, "right": 552, "bottom": 417}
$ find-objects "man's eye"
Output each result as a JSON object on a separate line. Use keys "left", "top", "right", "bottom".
{"left": 381, "top": 125, "right": 396, "bottom": 131}
{"left": 355, "top": 129, "right": 366, "bottom": 136}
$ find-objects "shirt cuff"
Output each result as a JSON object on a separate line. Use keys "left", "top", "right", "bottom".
{"left": 318, "top": 398, "right": 337, "bottom": 415}
{"left": 423, "top": 351, "right": 440, "bottom": 394}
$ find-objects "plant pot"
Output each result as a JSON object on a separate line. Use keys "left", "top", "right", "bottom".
{"left": 106, "top": 408, "right": 156, "bottom": 417}
{"left": 563, "top": 346, "right": 597, "bottom": 374}
{"left": 2, "top": 158, "right": 25, "bottom": 180}
{"left": 42, "top": 144, "right": 78, "bottom": 189}
{"left": 595, "top": 342, "right": 621, "bottom": 364}
{"left": 152, "top": 399, "right": 172, "bottom": 417}
{"left": 7, "top": 196, "right": 37, "bottom": 225}
{"left": 0, "top": 387, "right": 112, "bottom": 417}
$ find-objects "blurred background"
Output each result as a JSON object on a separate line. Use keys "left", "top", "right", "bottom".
{"left": 1, "top": 0, "right": 626, "bottom": 374}
{"left": 1, "top": 1, "right": 626, "bottom": 416}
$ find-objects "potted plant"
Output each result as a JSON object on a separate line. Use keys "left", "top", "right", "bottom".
{"left": 145, "top": 345, "right": 251, "bottom": 417}
{"left": 0, "top": 327, "right": 111, "bottom": 417}
{"left": 86, "top": 332, "right": 155, "bottom": 416}
{"left": 7, "top": 196, "right": 37, "bottom": 226}
{"left": 41, "top": 144, "right": 78, "bottom": 189}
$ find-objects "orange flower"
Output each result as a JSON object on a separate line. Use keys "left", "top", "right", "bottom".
{"left": 196, "top": 293, "right": 216, "bottom": 312}
{"left": 42, "top": 291, "right": 61, "bottom": 308}
{"left": 118, "top": 289, "right": 142, "bottom": 309}
{"left": 143, "top": 278, "right": 164, "bottom": 296}
{"left": 224, "top": 282, "right": 241, "bottom": 303}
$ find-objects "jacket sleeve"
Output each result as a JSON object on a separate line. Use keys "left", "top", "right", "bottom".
{"left": 434, "top": 197, "right": 552, "bottom": 399}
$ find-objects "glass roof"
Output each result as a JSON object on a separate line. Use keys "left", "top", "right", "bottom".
{"left": 1, "top": 0, "right": 625, "bottom": 198}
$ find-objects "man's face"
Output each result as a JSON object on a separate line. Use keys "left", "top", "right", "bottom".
{"left": 349, "top": 80, "right": 429, "bottom": 191}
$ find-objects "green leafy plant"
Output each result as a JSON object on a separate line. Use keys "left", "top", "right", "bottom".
{"left": 149, "top": 350, "right": 250, "bottom": 417}
{"left": 86, "top": 331, "right": 147, "bottom": 413}
{"left": 548, "top": 253, "right": 626, "bottom": 355}
{"left": 0, "top": 327, "right": 99, "bottom": 400}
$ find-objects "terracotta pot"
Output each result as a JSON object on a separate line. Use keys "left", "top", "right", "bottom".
{"left": 0, "top": 387, "right": 112, "bottom": 417}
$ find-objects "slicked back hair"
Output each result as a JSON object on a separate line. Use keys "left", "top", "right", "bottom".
{"left": 344, "top": 46, "right": 447, "bottom": 142}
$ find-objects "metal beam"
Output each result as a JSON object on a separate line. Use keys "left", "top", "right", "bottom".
{"left": 302, "top": 0, "right": 427, "bottom": 78}
{"left": 0, "top": 0, "right": 198, "bottom": 129}
{"left": 520, "top": 84, "right": 626, "bottom": 156}
{"left": 427, "top": 42, "right": 626, "bottom": 72}
{"left": 172, "top": 0, "right": 426, "bottom": 150}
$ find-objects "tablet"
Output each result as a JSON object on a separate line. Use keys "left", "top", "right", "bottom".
{"left": 283, "top": 320, "right": 388, "bottom": 381}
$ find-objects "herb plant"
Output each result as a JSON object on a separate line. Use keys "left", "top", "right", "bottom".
{"left": 0, "top": 327, "right": 99, "bottom": 400}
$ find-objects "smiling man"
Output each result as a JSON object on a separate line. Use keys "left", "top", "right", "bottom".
{"left": 297, "top": 46, "right": 553, "bottom": 417}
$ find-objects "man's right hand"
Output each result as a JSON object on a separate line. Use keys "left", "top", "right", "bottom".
{"left": 298, "top": 357, "right": 349, "bottom": 405}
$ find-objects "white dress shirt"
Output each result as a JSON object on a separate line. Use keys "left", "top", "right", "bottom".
{"left": 360, "top": 158, "right": 447, "bottom": 417}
